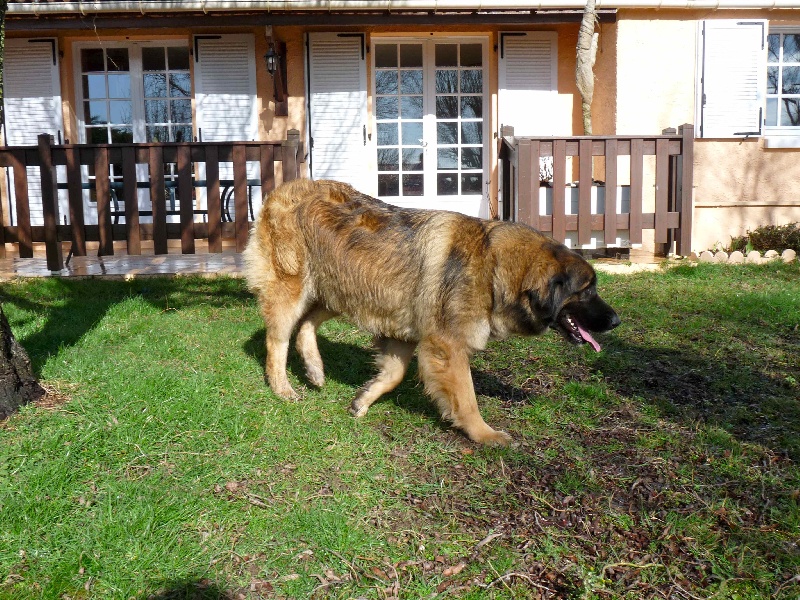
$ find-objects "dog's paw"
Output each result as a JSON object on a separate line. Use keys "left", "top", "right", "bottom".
{"left": 305, "top": 365, "right": 325, "bottom": 388}
{"left": 470, "top": 427, "right": 513, "bottom": 446}
{"left": 273, "top": 385, "right": 300, "bottom": 400}
{"left": 349, "top": 401, "right": 369, "bottom": 418}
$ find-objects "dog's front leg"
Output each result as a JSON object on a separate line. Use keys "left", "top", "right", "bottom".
{"left": 418, "top": 337, "right": 511, "bottom": 446}
{"left": 350, "top": 338, "right": 416, "bottom": 417}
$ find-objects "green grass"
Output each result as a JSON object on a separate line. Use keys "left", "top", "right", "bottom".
{"left": 0, "top": 262, "right": 798, "bottom": 599}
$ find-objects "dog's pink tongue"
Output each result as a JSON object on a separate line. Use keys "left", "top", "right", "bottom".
{"left": 577, "top": 326, "right": 602, "bottom": 352}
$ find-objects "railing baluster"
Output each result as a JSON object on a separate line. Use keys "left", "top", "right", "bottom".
{"left": 122, "top": 146, "right": 141, "bottom": 255}
{"left": 260, "top": 143, "right": 275, "bottom": 198}
{"left": 11, "top": 150, "right": 33, "bottom": 258}
{"left": 94, "top": 146, "right": 113, "bottom": 256}
{"left": 655, "top": 138, "right": 669, "bottom": 245}
{"left": 65, "top": 146, "right": 86, "bottom": 257}
{"left": 677, "top": 124, "right": 694, "bottom": 256}
{"left": 177, "top": 144, "right": 195, "bottom": 254}
{"left": 518, "top": 139, "right": 533, "bottom": 226}
{"left": 233, "top": 144, "right": 248, "bottom": 252}
{"left": 149, "top": 146, "right": 168, "bottom": 255}
{"left": 552, "top": 139, "right": 567, "bottom": 244}
{"left": 578, "top": 139, "right": 592, "bottom": 246}
{"left": 38, "top": 134, "right": 63, "bottom": 271}
{"left": 206, "top": 145, "right": 222, "bottom": 253}
{"left": 629, "top": 138, "right": 644, "bottom": 245}
{"left": 604, "top": 139, "right": 618, "bottom": 247}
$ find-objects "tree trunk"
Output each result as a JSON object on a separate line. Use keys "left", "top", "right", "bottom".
{"left": 576, "top": 0, "right": 599, "bottom": 135}
{"left": 0, "top": 305, "right": 44, "bottom": 419}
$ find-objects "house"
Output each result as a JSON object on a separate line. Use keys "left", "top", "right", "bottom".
{"left": 2, "top": 0, "right": 799, "bottom": 257}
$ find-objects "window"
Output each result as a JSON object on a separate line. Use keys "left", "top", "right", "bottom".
{"left": 766, "top": 32, "right": 800, "bottom": 127}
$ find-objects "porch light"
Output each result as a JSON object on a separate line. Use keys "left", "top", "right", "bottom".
{"left": 265, "top": 43, "right": 281, "bottom": 76}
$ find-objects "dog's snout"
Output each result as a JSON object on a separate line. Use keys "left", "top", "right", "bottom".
{"left": 608, "top": 311, "right": 621, "bottom": 330}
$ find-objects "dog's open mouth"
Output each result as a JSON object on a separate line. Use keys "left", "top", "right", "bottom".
{"left": 554, "top": 312, "right": 602, "bottom": 352}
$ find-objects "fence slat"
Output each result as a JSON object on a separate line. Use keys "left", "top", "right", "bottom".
{"left": 94, "top": 146, "right": 113, "bottom": 256}
{"left": 149, "top": 146, "right": 168, "bottom": 255}
{"left": 604, "top": 139, "right": 618, "bottom": 246}
{"left": 38, "top": 134, "right": 64, "bottom": 271}
{"left": 552, "top": 139, "right": 567, "bottom": 243}
{"left": 518, "top": 139, "right": 533, "bottom": 227}
{"left": 629, "top": 138, "right": 644, "bottom": 245}
{"left": 578, "top": 139, "right": 592, "bottom": 246}
{"left": 260, "top": 144, "right": 275, "bottom": 198}
{"left": 233, "top": 145, "right": 249, "bottom": 252}
{"left": 11, "top": 150, "right": 33, "bottom": 258}
{"left": 677, "top": 124, "right": 694, "bottom": 255}
{"left": 121, "top": 146, "right": 141, "bottom": 255}
{"left": 65, "top": 146, "right": 86, "bottom": 256}
{"left": 655, "top": 138, "right": 669, "bottom": 244}
{"left": 206, "top": 145, "right": 222, "bottom": 253}
{"left": 177, "top": 144, "right": 195, "bottom": 254}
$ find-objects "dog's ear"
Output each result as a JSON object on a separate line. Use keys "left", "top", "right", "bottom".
{"left": 528, "top": 273, "right": 571, "bottom": 320}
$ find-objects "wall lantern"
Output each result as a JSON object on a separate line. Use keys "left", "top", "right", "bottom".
{"left": 265, "top": 43, "right": 281, "bottom": 76}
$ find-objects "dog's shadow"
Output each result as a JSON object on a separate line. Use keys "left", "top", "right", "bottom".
{"left": 243, "top": 328, "right": 522, "bottom": 428}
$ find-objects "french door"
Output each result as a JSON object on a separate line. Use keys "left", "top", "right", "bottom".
{"left": 373, "top": 38, "right": 488, "bottom": 217}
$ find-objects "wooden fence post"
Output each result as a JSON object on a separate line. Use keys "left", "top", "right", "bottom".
{"left": 677, "top": 124, "right": 694, "bottom": 256}
{"left": 38, "top": 134, "right": 63, "bottom": 271}
{"left": 281, "top": 129, "right": 301, "bottom": 182}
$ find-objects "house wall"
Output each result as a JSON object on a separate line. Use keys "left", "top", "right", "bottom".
{"left": 616, "top": 10, "right": 800, "bottom": 254}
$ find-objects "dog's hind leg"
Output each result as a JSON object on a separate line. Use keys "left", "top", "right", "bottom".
{"left": 350, "top": 337, "right": 416, "bottom": 418}
{"left": 258, "top": 288, "right": 308, "bottom": 400}
{"left": 417, "top": 337, "right": 511, "bottom": 446}
{"left": 295, "top": 306, "right": 336, "bottom": 387}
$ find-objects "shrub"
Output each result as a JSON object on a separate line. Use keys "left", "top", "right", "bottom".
{"left": 725, "top": 223, "right": 800, "bottom": 253}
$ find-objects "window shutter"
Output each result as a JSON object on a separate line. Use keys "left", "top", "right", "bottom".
{"left": 498, "top": 32, "right": 560, "bottom": 136}
{"left": 307, "top": 32, "right": 367, "bottom": 190}
{"left": 194, "top": 34, "right": 257, "bottom": 142}
{"left": 3, "top": 38, "right": 63, "bottom": 226}
{"left": 698, "top": 20, "right": 767, "bottom": 138}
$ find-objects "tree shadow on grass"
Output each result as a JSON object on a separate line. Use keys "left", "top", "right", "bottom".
{"left": 140, "top": 579, "right": 236, "bottom": 600}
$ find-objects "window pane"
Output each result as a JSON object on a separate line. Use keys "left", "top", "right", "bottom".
{"left": 784, "top": 34, "right": 800, "bottom": 63}
{"left": 461, "top": 44, "right": 482, "bottom": 67}
{"left": 781, "top": 98, "right": 800, "bottom": 126}
{"left": 766, "top": 98, "right": 778, "bottom": 125}
{"left": 375, "top": 44, "right": 397, "bottom": 68}
{"left": 168, "top": 47, "right": 190, "bottom": 70}
{"left": 170, "top": 73, "right": 191, "bottom": 97}
{"left": 376, "top": 96, "right": 398, "bottom": 120}
{"left": 85, "top": 101, "right": 108, "bottom": 124}
{"left": 144, "top": 73, "right": 167, "bottom": 97}
{"left": 437, "top": 148, "right": 457, "bottom": 170}
{"left": 437, "top": 173, "right": 457, "bottom": 195}
{"left": 83, "top": 74, "right": 106, "bottom": 99}
{"left": 108, "top": 74, "right": 131, "bottom": 98}
{"left": 142, "top": 47, "right": 166, "bottom": 71}
{"left": 110, "top": 127, "right": 133, "bottom": 143}
{"left": 147, "top": 125, "right": 170, "bottom": 142}
{"left": 768, "top": 34, "right": 780, "bottom": 62}
{"left": 400, "top": 96, "right": 423, "bottom": 119}
{"left": 782, "top": 66, "right": 800, "bottom": 93}
{"left": 86, "top": 127, "right": 109, "bottom": 144}
{"left": 378, "top": 174, "right": 399, "bottom": 196}
{"left": 461, "top": 122, "right": 482, "bottom": 144}
{"left": 461, "top": 70, "right": 483, "bottom": 93}
{"left": 400, "top": 70, "right": 423, "bottom": 94}
{"left": 402, "top": 174, "right": 423, "bottom": 196}
{"left": 437, "top": 122, "right": 457, "bottom": 144}
{"left": 109, "top": 100, "right": 133, "bottom": 124}
{"left": 173, "top": 125, "right": 192, "bottom": 142}
{"left": 172, "top": 99, "right": 192, "bottom": 123}
{"left": 461, "top": 173, "right": 482, "bottom": 194}
{"left": 461, "top": 96, "right": 482, "bottom": 119}
{"left": 377, "top": 148, "right": 399, "bottom": 171}
{"left": 435, "top": 70, "right": 458, "bottom": 94}
{"left": 106, "top": 48, "right": 129, "bottom": 72}
{"left": 81, "top": 49, "right": 105, "bottom": 72}
{"left": 399, "top": 44, "right": 422, "bottom": 67}
{"left": 377, "top": 122, "right": 398, "bottom": 145}
{"left": 461, "top": 147, "right": 482, "bottom": 169}
{"left": 375, "top": 71, "right": 398, "bottom": 95}
{"left": 435, "top": 44, "right": 457, "bottom": 67}
{"left": 145, "top": 99, "right": 169, "bottom": 124}
{"left": 767, "top": 66, "right": 779, "bottom": 94}
{"left": 401, "top": 122, "right": 423, "bottom": 146}
{"left": 402, "top": 148, "right": 423, "bottom": 171}
{"left": 436, "top": 96, "right": 458, "bottom": 119}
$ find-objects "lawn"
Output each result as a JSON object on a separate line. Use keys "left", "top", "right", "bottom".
{"left": 0, "top": 261, "right": 798, "bottom": 599}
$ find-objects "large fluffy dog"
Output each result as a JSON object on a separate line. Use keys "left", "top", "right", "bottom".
{"left": 244, "top": 179, "right": 619, "bottom": 445}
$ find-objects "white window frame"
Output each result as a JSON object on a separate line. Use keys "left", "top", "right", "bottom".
{"left": 764, "top": 26, "right": 800, "bottom": 148}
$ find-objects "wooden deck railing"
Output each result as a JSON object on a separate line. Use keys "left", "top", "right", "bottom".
{"left": 499, "top": 124, "right": 694, "bottom": 256}
{"left": 0, "top": 131, "right": 305, "bottom": 271}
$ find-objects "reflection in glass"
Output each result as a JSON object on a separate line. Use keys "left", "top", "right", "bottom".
{"left": 768, "top": 34, "right": 780, "bottom": 62}
{"left": 403, "top": 174, "right": 424, "bottom": 196}
{"left": 172, "top": 99, "right": 191, "bottom": 123}
{"left": 173, "top": 125, "right": 192, "bottom": 142}
{"left": 109, "top": 100, "right": 133, "bottom": 124}
{"left": 168, "top": 47, "right": 190, "bottom": 70}
{"left": 144, "top": 73, "right": 167, "bottom": 97}
{"left": 460, "top": 44, "right": 482, "bottom": 67}
{"left": 461, "top": 96, "right": 482, "bottom": 118}
{"left": 145, "top": 99, "right": 168, "bottom": 123}
{"left": 143, "top": 47, "right": 166, "bottom": 71}
{"left": 86, "top": 127, "right": 108, "bottom": 144}
{"left": 401, "top": 122, "right": 423, "bottom": 146}
{"left": 767, "top": 66, "right": 779, "bottom": 94}
{"left": 436, "top": 96, "right": 458, "bottom": 119}
{"left": 401, "top": 96, "right": 423, "bottom": 119}
{"left": 85, "top": 101, "right": 108, "bottom": 124}
{"left": 106, "top": 48, "right": 129, "bottom": 71}
{"left": 377, "top": 122, "right": 398, "bottom": 146}
{"left": 437, "top": 173, "right": 458, "bottom": 195}
{"left": 435, "top": 70, "right": 458, "bottom": 94}
{"left": 461, "top": 174, "right": 482, "bottom": 194}
{"left": 108, "top": 74, "right": 131, "bottom": 98}
{"left": 437, "top": 122, "right": 458, "bottom": 144}
{"left": 782, "top": 66, "right": 800, "bottom": 94}
{"left": 378, "top": 174, "right": 399, "bottom": 196}
{"left": 400, "top": 70, "right": 423, "bottom": 94}
{"left": 784, "top": 34, "right": 800, "bottom": 62}
{"left": 402, "top": 148, "right": 423, "bottom": 171}
{"left": 110, "top": 127, "right": 133, "bottom": 143}
{"left": 460, "top": 70, "right": 482, "bottom": 94}
{"left": 461, "top": 148, "right": 482, "bottom": 169}
{"left": 83, "top": 74, "right": 107, "bottom": 98}
{"left": 81, "top": 49, "right": 105, "bottom": 72}
{"left": 147, "top": 125, "right": 170, "bottom": 142}
{"left": 375, "top": 71, "right": 398, "bottom": 95}
{"left": 170, "top": 73, "right": 191, "bottom": 97}
{"left": 435, "top": 44, "right": 458, "bottom": 67}
{"left": 378, "top": 148, "right": 399, "bottom": 171}
{"left": 437, "top": 148, "right": 457, "bottom": 170}
{"left": 400, "top": 44, "right": 423, "bottom": 67}
{"left": 375, "top": 44, "right": 397, "bottom": 68}
{"left": 461, "top": 122, "right": 482, "bottom": 144}
{"left": 766, "top": 97, "right": 778, "bottom": 126}
{"left": 376, "top": 96, "right": 399, "bottom": 119}
{"left": 782, "top": 98, "right": 800, "bottom": 126}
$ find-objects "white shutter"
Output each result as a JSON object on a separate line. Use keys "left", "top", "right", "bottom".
{"left": 194, "top": 34, "right": 257, "bottom": 142}
{"left": 498, "top": 32, "right": 560, "bottom": 136}
{"left": 698, "top": 20, "right": 767, "bottom": 138}
{"left": 3, "top": 38, "right": 64, "bottom": 226}
{"left": 307, "top": 32, "right": 367, "bottom": 190}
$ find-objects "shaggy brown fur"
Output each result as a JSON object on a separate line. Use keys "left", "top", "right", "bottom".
{"left": 244, "top": 179, "right": 619, "bottom": 445}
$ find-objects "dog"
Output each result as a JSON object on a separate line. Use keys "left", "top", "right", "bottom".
{"left": 244, "top": 179, "right": 620, "bottom": 445}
